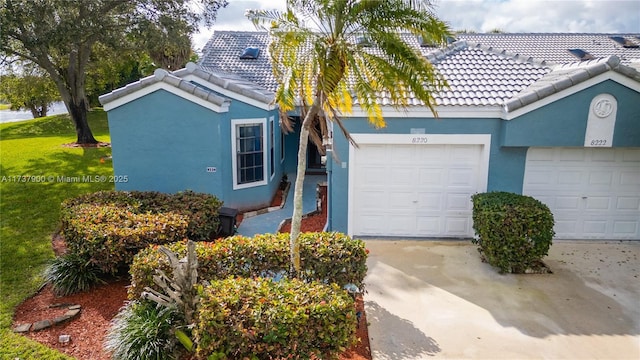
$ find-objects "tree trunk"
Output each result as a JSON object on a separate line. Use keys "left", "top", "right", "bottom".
{"left": 289, "top": 99, "right": 322, "bottom": 277}
{"left": 68, "top": 97, "right": 98, "bottom": 144}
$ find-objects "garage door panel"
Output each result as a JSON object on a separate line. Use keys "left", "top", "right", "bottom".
{"left": 446, "top": 193, "right": 472, "bottom": 210}
{"left": 416, "top": 192, "right": 442, "bottom": 210}
{"left": 357, "top": 215, "right": 387, "bottom": 233}
{"left": 389, "top": 191, "right": 416, "bottom": 209}
{"left": 389, "top": 216, "right": 417, "bottom": 234}
{"left": 622, "top": 149, "right": 640, "bottom": 161}
{"left": 614, "top": 221, "right": 638, "bottom": 235}
{"left": 617, "top": 197, "right": 640, "bottom": 210}
{"left": 416, "top": 217, "right": 442, "bottom": 233}
{"left": 361, "top": 166, "right": 387, "bottom": 181}
{"left": 525, "top": 170, "right": 554, "bottom": 186}
{"left": 555, "top": 219, "right": 579, "bottom": 235}
{"left": 389, "top": 167, "right": 415, "bottom": 186}
{"left": 418, "top": 168, "right": 444, "bottom": 185}
{"left": 555, "top": 196, "right": 581, "bottom": 210}
{"left": 417, "top": 145, "right": 446, "bottom": 161}
{"left": 620, "top": 170, "right": 640, "bottom": 185}
{"left": 583, "top": 221, "right": 607, "bottom": 235}
{"left": 559, "top": 148, "right": 587, "bottom": 161}
{"left": 588, "top": 172, "right": 613, "bottom": 185}
{"left": 585, "top": 197, "right": 611, "bottom": 210}
{"left": 445, "top": 217, "right": 471, "bottom": 234}
{"left": 357, "top": 190, "right": 386, "bottom": 208}
{"left": 558, "top": 171, "right": 583, "bottom": 185}
{"left": 448, "top": 168, "right": 477, "bottom": 187}
{"left": 524, "top": 147, "right": 640, "bottom": 240}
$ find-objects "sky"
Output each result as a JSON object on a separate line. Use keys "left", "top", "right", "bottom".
{"left": 192, "top": 0, "right": 640, "bottom": 51}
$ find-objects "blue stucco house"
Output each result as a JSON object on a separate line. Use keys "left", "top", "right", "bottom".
{"left": 99, "top": 63, "right": 283, "bottom": 210}
{"left": 100, "top": 33, "right": 640, "bottom": 240}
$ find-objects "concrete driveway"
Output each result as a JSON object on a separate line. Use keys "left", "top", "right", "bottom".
{"left": 363, "top": 240, "right": 640, "bottom": 360}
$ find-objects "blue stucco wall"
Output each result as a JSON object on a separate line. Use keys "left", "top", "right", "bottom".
{"left": 107, "top": 89, "right": 283, "bottom": 211}
{"left": 327, "top": 80, "right": 640, "bottom": 234}
{"left": 503, "top": 80, "right": 640, "bottom": 147}
{"left": 327, "top": 116, "right": 511, "bottom": 233}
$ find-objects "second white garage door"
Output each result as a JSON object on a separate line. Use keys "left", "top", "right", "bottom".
{"left": 349, "top": 141, "right": 485, "bottom": 238}
{"left": 523, "top": 147, "right": 640, "bottom": 240}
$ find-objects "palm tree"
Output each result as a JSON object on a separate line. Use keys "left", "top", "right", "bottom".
{"left": 248, "top": 0, "right": 450, "bottom": 276}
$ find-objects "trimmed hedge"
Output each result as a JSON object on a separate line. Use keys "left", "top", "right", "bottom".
{"left": 61, "top": 190, "right": 223, "bottom": 240}
{"left": 60, "top": 190, "right": 223, "bottom": 274}
{"left": 129, "top": 232, "right": 368, "bottom": 299}
{"left": 471, "top": 192, "right": 555, "bottom": 273}
{"left": 194, "top": 277, "right": 356, "bottom": 360}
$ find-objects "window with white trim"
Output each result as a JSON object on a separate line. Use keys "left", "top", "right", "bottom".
{"left": 232, "top": 118, "right": 268, "bottom": 189}
{"left": 280, "top": 119, "right": 285, "bottom": 162}
{"left": 270, "top": 117, "right": 275, "bottom": 178}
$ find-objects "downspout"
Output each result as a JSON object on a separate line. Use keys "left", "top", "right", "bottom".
{"left": 325, "top": 148, "right": 333, "bottom": 231}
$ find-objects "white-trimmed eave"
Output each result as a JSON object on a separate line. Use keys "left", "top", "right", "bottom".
{"left": 336, "top": 105, "right": 504, "bottom": 119}
{"left": 180, "top": 74, "right": 277, "bottom": 111}
{"left": 102, "top": 81, "right": 231, "bottom": 113}
{"left": 503, "top": 71, "right": 640, "bottom": 120}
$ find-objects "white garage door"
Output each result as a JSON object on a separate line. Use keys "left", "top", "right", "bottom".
{"left": 523, "top": 148, "right": 640, "bottom": 240}
{"left": 350, "top": 143, "right": 484, "bottom": 238}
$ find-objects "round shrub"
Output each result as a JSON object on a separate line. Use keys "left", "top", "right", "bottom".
{"left": 194, "top": 277, "right": 357, "bottom": 360}
{"left": 471, "top": 192, "right": 555, "bottom": 273}
{"left": 44, "top": 252, "right": 105, "bottom": 296}
{"left": 129, "top": 232, "right": 367, "bottom": 299}
{"left": 104, "top": 300, "right": 181, "bottom": 360}
{"left": 61, "top": 204, "right": 190, "bottom": 275}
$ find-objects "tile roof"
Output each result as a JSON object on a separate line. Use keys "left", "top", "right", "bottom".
{"left": 99, "top": 68, "right": 230, "bottom": 109}
{"left": 195, "top": 31, "right": 640, "bottom": 112}
{"left": 457, "top": 33, "right": 640, "bottom": 65}
{"left": 199, "top": 31, "right": 552, "bottom": 108}
{"left": 174, "top": 62, "right": 274, "bottom": 104}
{"left": 100, "top": 62, "right": 275, "bottom": 109}
{"left": 505, "top": 55, "right": 640, "bottom": 112}
{"left": 200, "top": 31, "right": 275, "bottom": 91}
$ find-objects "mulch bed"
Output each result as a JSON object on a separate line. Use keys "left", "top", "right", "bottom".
{"left": 12, "top": 185, "right": 371, "bottom": 360}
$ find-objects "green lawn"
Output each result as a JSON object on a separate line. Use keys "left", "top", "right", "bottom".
{"left": 0, "top": 110, "right": 113, "bottom": 359}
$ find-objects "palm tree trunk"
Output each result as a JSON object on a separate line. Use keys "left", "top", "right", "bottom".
{"left": 289, "top": 99, "right": 322, "bottom": 277}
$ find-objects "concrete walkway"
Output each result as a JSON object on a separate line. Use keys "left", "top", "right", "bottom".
{"left": 364, "top": 240, "right": 640, "bottom": 360}
{"left": 236, "top": 173, "right": 326, "bottom": 237}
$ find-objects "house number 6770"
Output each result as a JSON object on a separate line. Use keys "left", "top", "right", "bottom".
{"left": 412, "top": 137, "right": 428, "bottom": 144}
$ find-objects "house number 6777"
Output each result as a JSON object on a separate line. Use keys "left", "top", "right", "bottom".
{"left": 412, "top": 137, "right": 428, "bottom": 144}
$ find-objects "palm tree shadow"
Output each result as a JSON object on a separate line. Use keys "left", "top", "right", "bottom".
{"left": 365, "top": 300, "right": 441, "bottom": 359}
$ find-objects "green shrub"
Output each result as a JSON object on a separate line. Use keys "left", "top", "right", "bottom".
{"left": 471, "top": 192, "right": 555, "bottom": 273}
{"left": 61, "top": 190, "right": 223, "bottom": 240}
{"left": 44, "top": 252, "right": 105, "bottom": 296}
{"left": 61, "top": 204, "right": 190, "bottom": 274}
{"left": 59, "top": 190, "right": 223, "bottom": 275}
{"left": 194, "top": 277, "right": 356, "bottom": 360}
{"left": 104, "top": 300, "right": 181, "bottom": 360}
{"left": 298, "top": 232, "right": 368, "bottom": 289}
{"left": 129, "top": 232, "right": 367, "bottom": 299}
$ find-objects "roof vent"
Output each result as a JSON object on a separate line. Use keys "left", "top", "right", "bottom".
{"left": 417, "top": 35, "right": 437, "bottom": 47}
{"left": 568, "top": 48, "right": 595, "bottom": 61}
{"left": 240, "top": 47, "right": 260, "bottom": 59}
{"left": 356, "top": 35, "right": 372, "bottom": 47}
{"left": 609, "top": 36, "right": 639, "bottom": 48}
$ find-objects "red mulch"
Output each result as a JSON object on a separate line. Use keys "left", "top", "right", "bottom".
{"left": 12, "top": 185, "right": 371, "bottom": 360}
